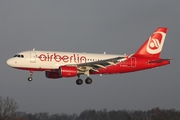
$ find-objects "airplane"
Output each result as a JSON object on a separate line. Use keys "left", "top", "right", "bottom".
{"left": 6, "top": 27, "right": 170, "bottom": 85}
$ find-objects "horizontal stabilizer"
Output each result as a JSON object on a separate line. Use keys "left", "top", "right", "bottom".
{"left": 148, "top": 59, "right": 171, "bottom": 63}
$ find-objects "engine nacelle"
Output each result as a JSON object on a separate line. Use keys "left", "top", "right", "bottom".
{"left": 58, "top": 66, "right": 78, "bottom": 77}
{"left": 45, "top": 66, "right": 78, "bottom": 79}
{"left": 45, "top": 71, "right": 62, "bottom": 79}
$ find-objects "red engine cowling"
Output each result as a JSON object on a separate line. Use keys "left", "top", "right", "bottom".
{"left": 58, "top": 66, "right": 78, "bottom": 77}
{"left": 45, "top": 71, "right": 62, "bottom": 79}
{"left": 45, "top": 66, "right": 78, "bottom": 79}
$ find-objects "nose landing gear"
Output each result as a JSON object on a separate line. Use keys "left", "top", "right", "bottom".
{"left": 28, "top": 70, "right": 34, "bottom": 82}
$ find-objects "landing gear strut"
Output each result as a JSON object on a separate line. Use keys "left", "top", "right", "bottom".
{"left": 28, "top": 70, "right": 34, "bottom": 82}
{"left": 84, "top": 70, "right": 92, "bottom": 85}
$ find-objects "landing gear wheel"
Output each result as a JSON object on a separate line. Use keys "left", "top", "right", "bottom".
{"left": 28, "top": 77, "right": 33, "bottom": 81}
{"left": 76, "top": 79, "right": 83, "bottom": 85}
{"left": 85, "top": 77, "right": 92, "bottom": 84}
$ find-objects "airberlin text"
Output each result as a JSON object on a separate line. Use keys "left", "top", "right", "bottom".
{"left": 38, "top": 53, "right": 87, "bottom": 63}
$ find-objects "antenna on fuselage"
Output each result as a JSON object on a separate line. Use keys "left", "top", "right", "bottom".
{"left": 33, "top": 48, "right": 35, "bottom": 51}
{"left": 103, "top": 52, "right": 106, "bottom": 54}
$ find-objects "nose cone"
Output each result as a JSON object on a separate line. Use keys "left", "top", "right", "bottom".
{"left": 6, "top": 59, "right": 14, "bottom": 67}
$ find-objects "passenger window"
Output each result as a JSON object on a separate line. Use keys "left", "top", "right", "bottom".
{"left": 21, "top": 55, "right": 24, "bottom": 58}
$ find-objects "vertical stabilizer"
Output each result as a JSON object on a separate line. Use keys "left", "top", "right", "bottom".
{"left": 134, "top": 27, "right": 168, "bottom": 58}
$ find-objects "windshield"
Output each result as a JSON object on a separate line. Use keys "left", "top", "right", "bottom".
{"left": 13, "top": 54, "right": 24, "bottom": 58}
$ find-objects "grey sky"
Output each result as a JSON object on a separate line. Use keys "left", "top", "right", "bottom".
{"left": 0, "top": 0, "right": 179, "bottom": 114}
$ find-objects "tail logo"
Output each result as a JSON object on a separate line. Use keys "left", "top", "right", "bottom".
{"left": 146, "top": 31, "right": 166, "bottom": 54}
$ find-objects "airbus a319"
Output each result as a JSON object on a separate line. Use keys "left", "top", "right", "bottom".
{"left": 6, "top": 27, "right": 170, "bottom": 85}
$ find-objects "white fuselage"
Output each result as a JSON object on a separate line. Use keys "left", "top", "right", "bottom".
{"left": 7, "top": 50, "right": 125, "bottom": 70}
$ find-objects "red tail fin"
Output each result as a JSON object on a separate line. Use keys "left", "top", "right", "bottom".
{"left": 133, "top": 27, "right": 168, "bottom": 58}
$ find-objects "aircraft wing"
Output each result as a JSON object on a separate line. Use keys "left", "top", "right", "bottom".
{"left": 67, "top": 56, "right": 127, "bottom": 72}
{"left": 78, "top": 56, "right": 125, "bottom": 66}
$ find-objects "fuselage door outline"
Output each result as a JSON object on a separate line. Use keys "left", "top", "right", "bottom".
{"left": 131, "top": 57, "right": 136, "bottom": 68}
{"left": 30, "top": 52, "right": 36, "bottom": 63}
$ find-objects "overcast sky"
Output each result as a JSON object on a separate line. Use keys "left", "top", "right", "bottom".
{"left": 0, "top": 0, "right": 179, "bottom": 114}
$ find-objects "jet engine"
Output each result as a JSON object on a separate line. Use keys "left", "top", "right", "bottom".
{"left": 45, "top": 66, "right": 78, "bottom": 78}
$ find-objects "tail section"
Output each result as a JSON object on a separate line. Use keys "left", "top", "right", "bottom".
{"left": 133, "top": 27, "right": 168, "bottom": 58}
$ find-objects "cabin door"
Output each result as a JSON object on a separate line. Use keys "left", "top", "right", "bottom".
{"left": 30, "top": 52, "right": 36, "bottom": 63}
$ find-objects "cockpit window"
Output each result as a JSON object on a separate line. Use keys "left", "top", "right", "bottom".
{"left": 13, "top": 54, "right": 24, "bottom": 58}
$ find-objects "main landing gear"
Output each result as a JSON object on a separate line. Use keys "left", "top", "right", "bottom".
{"left": 28, "top": 70, "right": 33, "bottom": 82}
{"left": 76, "top": 75, "right": 92, "bottom": 85}
{"left": 26, "top": 70, "right": 93, "bottom": 85}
